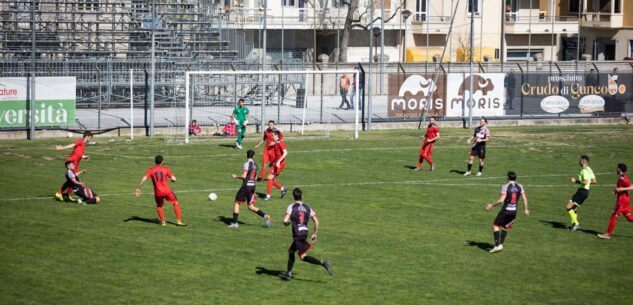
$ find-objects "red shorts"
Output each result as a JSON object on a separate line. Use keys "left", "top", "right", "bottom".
{"left": 612, "top": 202, "right": 632, "bottom": 216}
{"left": 66, "top": 157, "right": 81, "bottom": 173}
{"left": 155, "top": 192, "right": 178, "bottom": 206}
{"left": 263, "top": 149, "right": 276, "bottom": 165}
{"left": 420, "top": 142, "right": 435, "bottom": 158}
{"left": 271, "top": 160, "right": 286, "bottom": 176}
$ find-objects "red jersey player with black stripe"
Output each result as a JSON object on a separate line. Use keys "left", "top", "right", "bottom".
{"left": 135, "top": 155, "right": 186, "bottom": 226}
{"left": 415, "top": 116, "right": 440, "bottom": 172}
{"left": 598, "top": 163, "right": 633, "bottom": 239}
{"left": 55, "top": 131, "right": 93, "bottom": 202}
{"left": 255, "top": 120, "right": 283, "bottom": 180}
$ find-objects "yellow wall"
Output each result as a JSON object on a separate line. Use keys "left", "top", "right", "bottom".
{"left": 406, "top": 48, "right": 449, "bottom": 62}
{"left": 455, "top": 48, "right": 497, "bottom": 63}
{"left": 624, "top": 1, "right": 633, "bottom": 27}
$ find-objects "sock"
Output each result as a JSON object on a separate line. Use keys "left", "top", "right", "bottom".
{"left": 500, "top": 229, "right": 508, "bottom": 245}
{"left": 260, "top": 167, "right": 267, "bottom": 180}
{"left": 173, "top": 203, "right": 182, "bottom": 221}
{"left": 417, "top": 158, "right": 422, "bottom": 169}
{"left": 256, "top": 210, "right": 266, "bottom": 218}
{"left": 606, "top": 216, "right": 618, "bottom": 235}
{"left": 302, "top": 255, "right": 323, "bottom": 266}
{"left": 272, "top": 180, "right": 283, "bottom": 190}
{"left": 467, "top": 163, "right": 473, "bottom": 172}
{"left": 479, "top": 165, "right": 484, "bottom": 173}
{"left": 267, "top": 179, "right": 273, "bottom": 196}
{"left": 493, "top": 230, "right": 500, "bottom": 246}
{"left": 232, "top": 212, "right": 239, "bottom": 223}
{"left": 156, "top": 206, "right": 165, "bottom": 223}
{"left": 568, "top": 208, "right": 579, "bottom": 225}
{"left": 287, "top": 253, "right": 295, "bottom": 273}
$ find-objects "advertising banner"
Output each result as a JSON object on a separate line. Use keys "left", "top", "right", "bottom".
{"left": 0, "top": 77, "right": 76, "bottom": 128}
{"left": 446, "top": 73, "right": 506, "bottom": 117}
{"left": 387, "top": 74, "right": 446, "bottom": 118}
{"left": 506, "top": 72, "right": 632, "bottom": 115}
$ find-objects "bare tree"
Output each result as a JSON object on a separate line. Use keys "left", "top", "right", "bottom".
{"left": 338, "top": 0, "right": 404, "bottom": 62}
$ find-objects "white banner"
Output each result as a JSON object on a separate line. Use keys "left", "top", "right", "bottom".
{"left": 446, "top": 73, "right": 506, "bottom": 117}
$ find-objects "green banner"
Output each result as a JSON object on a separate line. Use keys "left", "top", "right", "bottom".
{"left": 0, "top": 99, "right": 76, "bottom": 128}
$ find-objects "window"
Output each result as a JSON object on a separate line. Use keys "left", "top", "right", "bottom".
{"left": 468, "top": 0, "right": 481, "bottom": 14}
{"left": 507, "top": 49, "right": 544, "bottom": 61}
{"left": 628, "top": 40, "right": 633, "bottom": 58}
{"left": 415, "top": 0, "right": 427, "bottom": 22}
{"left": 282, "top": 0, "right": 298, "bottom": 7}
{"left": 614, "top": 0, "right": 621, "bottom": 14}
{"left": 569, "top": 0, "right": 580, "bottom": 13}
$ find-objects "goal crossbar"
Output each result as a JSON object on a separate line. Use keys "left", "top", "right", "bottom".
{"left": 184, "top": 70, "right": 360, "bottom": 144}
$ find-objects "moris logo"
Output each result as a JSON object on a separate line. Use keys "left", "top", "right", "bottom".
{"left": 398, "top": 75, "right": 437, "bottom": 97}
{"left": 387, "top": 74, "right": 446, "bottom": 118}
{"left": 458, "top": 74, "right": 495, "bottom": 96}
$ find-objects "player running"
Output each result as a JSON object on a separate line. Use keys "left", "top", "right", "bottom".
{"left": 231, "top": 98, "right": 250, "bottom": 150}
{"left": 464, "top": 118, "right": 490, "bottom": 176}
{"left": 54, "top": 131, "right": 93, "bottom": 202}
{"left": 254, "top": 120, "right": 282, "bottom": 181}
{"left": 414, "top": 116, "right": 440, "bottom": 172}
{"left": 135, "top": 155, "right": 186, "bottom": 226}
{"left": 279, "top": 188, "right": 333, "bottom": 281}
{"left": 485, "top": 171, "right": 529, "bottom": 253}
{"left": 566, "top": 155, "right": 597, "bottom": 231}
{"left": 598, "top": 163, "right": 633, "bottom": 239}
{"left": 64, "top": 160, "right": 101, "bottom": 205}
{"left": 265, "top": 131, "right": 288, "bottom": 200}
{"left": 228, "top": 149, "right": 272, "bottom": 228}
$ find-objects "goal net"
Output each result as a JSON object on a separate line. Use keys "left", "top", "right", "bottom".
{"left": 181, "top": 69, "right": 361, "bottom": 144}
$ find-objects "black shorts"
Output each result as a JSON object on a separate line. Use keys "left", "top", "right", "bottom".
{"left": 571, "top": 188, "right": 589, "bottom": 206}
{"left": 493, "top": 211, "right": 516, "bottom": 229}
{"left": 235, "top": 186, "right": 256, "bottom": 205}
{"left": 470, "top": 144, "right": 486, "bottom": 159}
{"left": 73, "top": 185, "right": 98, "bottom": 203}
{"left": 288, "top": 236, "right": 312, "bottom": 256}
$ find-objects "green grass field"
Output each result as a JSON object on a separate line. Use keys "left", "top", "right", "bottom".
{"left": 1, "top": 125, "right": 632, "bottom": 305}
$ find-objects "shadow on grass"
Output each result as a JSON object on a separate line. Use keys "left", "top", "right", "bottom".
{"left": 450, "top": 169, "right": 466, "bottom": 175}
{"left": 403, "top": 165, "right": 417, "bottom": 170}
{"left": 256, "top": 192, "right": 268, "bottom": 199}
{"left": 466, "top": 240, "right": 494, "bottom": 252}
{"left": 219, "top": 144, "right": 236, "bottom": 149}
{"left": 124, "top": 216, "right": 176, "bottom": 226}
{"left": 255, "top": 267, "right": 325, "bottom": 283}
{"left": 216, "top": 216, "right": 245, "bottom": 226}
{"left": 539, "top": 220, "right": 600, "bottom": 235}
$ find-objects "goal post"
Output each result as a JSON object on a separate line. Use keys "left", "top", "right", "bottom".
{"left": 184, "top": 70, "right": 360, "bottom": 144}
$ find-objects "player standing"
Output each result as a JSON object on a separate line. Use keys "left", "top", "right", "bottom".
{"left": 54, "top": 131, "right": 93, "bottom": 201}
{"left": 464, "top": 118, "right": 490, "bottom": 176}
{"left": 228, "top": 149, "right": 272, "bottom": 228}
{"left": 598, "top": 163, "right": 633, "bottom": 239}
{"left": 566, "top": 155, "right": 597, "bottom": 231}
{"left": 254, "top": 120, "right": 282, "bottom": 181}
{"left": 231, "top": 98, "right": 250, "bottom": 149}
{"left": 414, "top": 116, "right": 440, "bottom": 172}
{"left": 279, "top": 188, "right": 333, "bottom": 281}
{"left": 135, "top": 155, "right": 186, "bottom": 226}
{"left": 485, "top": 171, "right": 529, "bottom": 253}
{"left": 265, "top": 131, "right": 288, "bottom": 200}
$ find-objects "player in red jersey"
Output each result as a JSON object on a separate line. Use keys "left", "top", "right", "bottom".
{"left": 598, "top": 163, "right": 633, "bottom": 239}
{"left": 254, "top": 120, "right": 282, "bottom": 181}
{"left": 54, "top": 131, "right": 93, "bottom": 202}
{"left": 415, "top": 116, "right": 440, "bottom": 172}
{"left": 135, "top": 155, "right": 186, "bottom": 226}
{"left": 265, "top": 131, "right": 288, "bottom": 200}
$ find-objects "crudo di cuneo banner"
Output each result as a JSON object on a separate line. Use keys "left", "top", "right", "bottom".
{"left": 0, "top": 77, "right": 76, "bottom": 128}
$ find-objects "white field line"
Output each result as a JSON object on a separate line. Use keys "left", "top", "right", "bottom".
{"left": 0, "top": 172, "right": 612, "bottom": 202}
{"left": 83, "top": 142, "right": 571, "bottom": 159}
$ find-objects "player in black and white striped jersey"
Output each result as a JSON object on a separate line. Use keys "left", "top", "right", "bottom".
{"left": 485, "top": 171, "right": 529, "bottom": 253}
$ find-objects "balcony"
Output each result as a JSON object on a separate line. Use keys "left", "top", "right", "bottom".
{"left": 409, "top": 14, "right": 452, "bottom": 35}
{"left": 504, "top": 14, "right": 579, "bottom": 34}
{"left": 581, "top": 12, "right": 623, "bottom": 28}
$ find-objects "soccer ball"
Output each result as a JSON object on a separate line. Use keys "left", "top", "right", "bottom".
{"left": 66, "top": 132, "right": 73, "bottom": 138}
{"left": 208, "top": 193, "right": 217, "bottom": 201}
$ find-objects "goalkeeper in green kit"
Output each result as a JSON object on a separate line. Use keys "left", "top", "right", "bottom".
{"left": 231, "top": 98, "right": 250, "bottom": 149}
